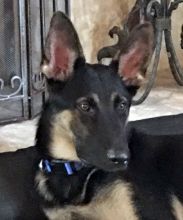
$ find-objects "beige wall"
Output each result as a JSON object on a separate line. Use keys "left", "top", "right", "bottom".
{"left": 70, "top": 0, "right": 183, "bottom": 86}
{"left": 70, "top": 0, "right": 134, "bottom": 62}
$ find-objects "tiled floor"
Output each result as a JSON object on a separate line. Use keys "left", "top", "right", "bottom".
{"left": 130, "top": 86, "right": 183, "bottom": 121}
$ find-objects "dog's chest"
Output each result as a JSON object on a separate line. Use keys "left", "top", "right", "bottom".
{"left": 45, "top": 181, "right": 139, "bottom": 220}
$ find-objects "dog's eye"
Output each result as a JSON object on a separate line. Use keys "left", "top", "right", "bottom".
{"left": 80, "top": 101, "right": 90, "bottom": 112}
{"left": 118, "top": 101, "right": 127, "bottom": 111}
{"left": 114, "top": 96, "right": 127, "bottom": 113}
{"left": 77, "top": 98, "right": 96, "bottom": 115}
{"left": 119, "top": 101, "right": 126, "bottom": 110}
{"left": 77, "top": 99, "right": 93, "bottom": 113}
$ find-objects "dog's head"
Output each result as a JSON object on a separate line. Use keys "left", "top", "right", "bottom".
{"left": 36, "top": 12, "right": 154, "bottom": 172}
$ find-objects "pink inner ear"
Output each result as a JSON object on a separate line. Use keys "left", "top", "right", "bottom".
{"left": 48, "top": 40, "right": 72, "bottom": 80}
{"left": 54, "top": 45, "right": 69, "bottom": 74}
{"left": 119, "top": 45, "right": 146, "bottom": 79}
{"left": 45, "top": 30, "right": 77, "bottom": 80}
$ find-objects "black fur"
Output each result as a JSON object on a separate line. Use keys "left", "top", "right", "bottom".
{"left": 0, "top": 147, "right": 47, "bottom": 219}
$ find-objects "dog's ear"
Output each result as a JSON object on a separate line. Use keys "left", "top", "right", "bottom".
{"left": 41, "top": 11, "right": 84, "bottom": 81}
{"left": 116, "top": 22, "right": 154, "bottom": 88}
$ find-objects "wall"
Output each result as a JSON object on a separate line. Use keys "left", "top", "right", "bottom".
{"left": 70, "top": 0, "right": 134, "bottom": 62}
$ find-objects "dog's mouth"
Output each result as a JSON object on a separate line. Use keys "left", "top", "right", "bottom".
{"left": 98, "top": 160, "right": 129, "bottom": 172}
{"left": 80, "top": 157, "right": 129, "bottom": 172}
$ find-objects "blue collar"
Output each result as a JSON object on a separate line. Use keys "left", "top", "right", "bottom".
{"left": 39, "top": 159, "right": 87, "bottom": 175}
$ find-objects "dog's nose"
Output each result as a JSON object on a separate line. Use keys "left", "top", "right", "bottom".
{"left": 107, "top": 149, "right": 129, "bottom": 166}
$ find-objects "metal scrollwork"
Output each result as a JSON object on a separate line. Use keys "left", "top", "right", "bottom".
{"left": 97, "top": 0, "right": 183, "bottom": 105}
{"left": 181, "top": 24, "right": 183, "bottom": 49}
{"left": 146, "top": 0, "right": 162, "bottom": 20}
{"left": 0, "top": 75, "right": 23, "bottom": 101}
{"left": 97, "top": 26, "right": 129, "bottom": 63}
{"left": 0, "top": 78, "right": 4, "bottom": 90}
{"left": 163, "top": 0, "right": 183, "bottom": 86}
{"left": 134, "top": 0, "right": 183, "bottom": 103}
{"left": 32, "top": 72, "right": 45, "bottom": 91}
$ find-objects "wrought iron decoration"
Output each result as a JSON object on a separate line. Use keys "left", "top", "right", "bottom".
{"left": 0, "top": 76, "right": 23, "bottom": 101}
{"left": 0, "top": 0, "right": 70, "bottom": 124}
{"left": 181, "top": 24, "right": 183, "bottom": 49}
{"left": 98, "top": 0, "right": 183, "bottom": 105}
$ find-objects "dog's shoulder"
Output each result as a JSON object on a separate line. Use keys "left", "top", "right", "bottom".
{"left": 44, "top": 179, "right": 138, "bottom": 220}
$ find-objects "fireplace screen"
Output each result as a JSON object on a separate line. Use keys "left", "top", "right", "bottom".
{"left": 0, "top": 0, "right": 69, "bottom": 124}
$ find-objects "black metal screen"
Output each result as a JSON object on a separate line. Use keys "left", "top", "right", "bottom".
{"left": 0, "top": 0, "right": 69, "bottom": 124}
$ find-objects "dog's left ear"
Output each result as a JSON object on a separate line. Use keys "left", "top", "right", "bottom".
{"left": 41, "top": 11, "right": 84, "bottom": 81}
{"left": 116, "top": 22, "right": 154, "bottom": 89}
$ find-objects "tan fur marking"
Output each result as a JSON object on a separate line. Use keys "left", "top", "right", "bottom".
{"left": 111, "top": 92, "right": 118, "bottom": 102}
{"left": 41, "top": 63, "right": 50, "bottom": 76}
{"left": 122, "top": 72, "right": 144, "bottom": 87}
{"left": 111, "top": 92, "right": 128, "bottom": 103}
{"left": 45, "top": 180, "right": 139, "bottom": 220}
{"left": 172, "top": 195, "right": 183, "bottom": 220}
{"left": 50, "top": 110, "right": 80, "bottom": 161}
{"left": 91, "top": 93, "right": 100, "bottom": 104}
{"left": 35, "top": 172, "right": 54, "bottom": 202}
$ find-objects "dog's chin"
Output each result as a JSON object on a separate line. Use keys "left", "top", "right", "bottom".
{"left": 98, "top": 162, "right": 128, "bottom": 172}
{"left": 81, "top": 158, "right": 128, "bottom": 172}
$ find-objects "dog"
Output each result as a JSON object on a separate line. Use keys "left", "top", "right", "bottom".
{"left": 35, "top": 10, "right": 153, "bottom": 219}
{"left": 33, "top": 11, "right": 183, "bottom": 220}
{"left": 0, "top": 11, "right": 183, "bottom": 220}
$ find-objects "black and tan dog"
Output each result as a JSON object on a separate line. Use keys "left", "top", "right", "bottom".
{"left": 35, "top": 11, "right": 152, "bottom": 218}
{"left": 0, "top": 11, "right": 183, "bottom": 220}
{"left": 33, "top": 11, "right": 183, "bottom": 220}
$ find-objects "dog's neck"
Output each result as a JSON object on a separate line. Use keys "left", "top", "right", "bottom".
{"left": 36, "top": 158, "right": 98, "bottom": 206}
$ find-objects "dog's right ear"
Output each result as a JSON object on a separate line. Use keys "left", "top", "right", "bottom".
{"left": 41, "top": 11, "right": 84, "bottom": 81}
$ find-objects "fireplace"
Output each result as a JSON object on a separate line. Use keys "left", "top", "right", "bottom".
{"left": 0, "top": 0, "right": 70, "bottom": 124}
